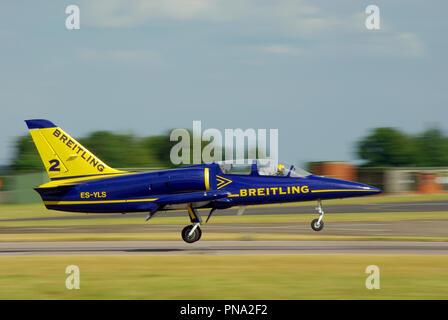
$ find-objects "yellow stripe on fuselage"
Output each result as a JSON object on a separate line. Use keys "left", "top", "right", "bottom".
{"left": 44, "top": 198, "right": 158, "bottom": 205}
{"left": 311, "top": 189, "right": 376, "bottom": 193}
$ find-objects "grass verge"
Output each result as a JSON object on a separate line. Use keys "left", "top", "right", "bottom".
{"left": 0, "top": 254, "right": 447, "bottom": 299}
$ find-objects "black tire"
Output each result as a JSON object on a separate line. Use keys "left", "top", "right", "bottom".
{"left": 181, "top": 225, "right": 202, "bottom": 243}
{"left": 311, "top": 219, "right": 324, "bottom": 231}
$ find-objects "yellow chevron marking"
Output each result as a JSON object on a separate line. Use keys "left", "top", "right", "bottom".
{"left": 216, "top": 175, "right": 232, "bottom": 189}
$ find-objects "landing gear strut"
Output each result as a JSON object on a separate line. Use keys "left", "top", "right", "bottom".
{"left": 311, "top": 200, "right": 325, "bottom": 231}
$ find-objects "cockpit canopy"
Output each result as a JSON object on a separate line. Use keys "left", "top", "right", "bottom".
{"left": 216, "top": 159, "right": 311, "bottom": 178}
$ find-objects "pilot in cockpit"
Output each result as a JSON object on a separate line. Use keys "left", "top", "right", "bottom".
{"left": 276, "top": 164, "right": 286, "bottom": 176}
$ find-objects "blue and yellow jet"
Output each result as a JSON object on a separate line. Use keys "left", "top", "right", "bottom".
{"left": 25, "top": 119, "right": 382, "bottom": 243}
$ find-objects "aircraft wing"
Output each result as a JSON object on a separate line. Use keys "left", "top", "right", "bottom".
{"left": 152, "top": 190, "right": 230, "bottom": 205}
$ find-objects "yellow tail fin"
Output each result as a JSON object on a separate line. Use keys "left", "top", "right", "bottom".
{"left": 25, "top": 119, "right": 123, "bottom": 180}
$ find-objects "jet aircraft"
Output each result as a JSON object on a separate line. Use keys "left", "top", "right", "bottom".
{"left": 25, "top": 119, "right": 382, "bottom": 243}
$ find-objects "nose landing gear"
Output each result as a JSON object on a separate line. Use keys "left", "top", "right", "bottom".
{"left": 311, "top": 200, "right": 325, "bottom": 231}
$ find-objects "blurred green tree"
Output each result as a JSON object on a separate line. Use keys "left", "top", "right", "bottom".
{"left": 357, "top": 127, "right": 417, "bottom": 167}
{"left": 141, "top": 134, "right": 180, "bottom": 168}
{"left": 78, "top": 131, "right": 160, "bottom": 168}
{"left": 357, "top": 126, "right": 448, "bottom": 167}
{"left": 413, "top": 127, "right": 448, "bottom": 167}
{"left": 10, "top": 135, "right": 44, "bottom": 172}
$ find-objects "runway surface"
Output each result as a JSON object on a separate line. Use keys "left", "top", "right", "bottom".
{"left": 1, "top": 240, "right": 447, "bottom": 256}
{"left": 1, "top": 220, "right": 448, "bottom": 237}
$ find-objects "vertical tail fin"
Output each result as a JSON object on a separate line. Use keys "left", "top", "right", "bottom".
{"left": 25, "top": 119, "right": 123, "bottom": 180}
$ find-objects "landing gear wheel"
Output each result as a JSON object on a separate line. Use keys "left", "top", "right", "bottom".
{"left": 182, "top": 225, "right": 202, "bottom": 243}
{"left": 311, "top": 219, "right": 324, "bottom": 231}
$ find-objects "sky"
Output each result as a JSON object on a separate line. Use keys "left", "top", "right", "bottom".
{"left": 1, "top": 0, "right": 447, "bottom": 167}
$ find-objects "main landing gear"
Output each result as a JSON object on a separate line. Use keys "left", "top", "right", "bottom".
{"left": 181, "top": 203, "right": 204, "bottom": 243}
{"left": 182, "top": 224, "right": 202, "bottom": 243}
{"left": 311, "top": 200, "right": 325, "bottom": 231}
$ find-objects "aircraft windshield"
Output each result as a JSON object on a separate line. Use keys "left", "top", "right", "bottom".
{"left": 218, "top": 160, "right": 252, "bottom": 175}
{"left": 257, "top": 162, "right": 311, "bottom": 177}
{"left": 216, "top": 160, "right": 311, "bottom": 177}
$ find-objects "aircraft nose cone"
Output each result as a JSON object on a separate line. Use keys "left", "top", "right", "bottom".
{"left": 331, "top": 179, "right": 382, "bottom": 196}
{"left": 355, "top": 183, "right": 382, "bottom": 194}
{"left": 309, "top": 175, "right": 382, "bottom": 198}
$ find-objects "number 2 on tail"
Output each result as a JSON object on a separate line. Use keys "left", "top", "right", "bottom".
{"left": 49, "top": 159, "right": 61, "bottom": 171}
